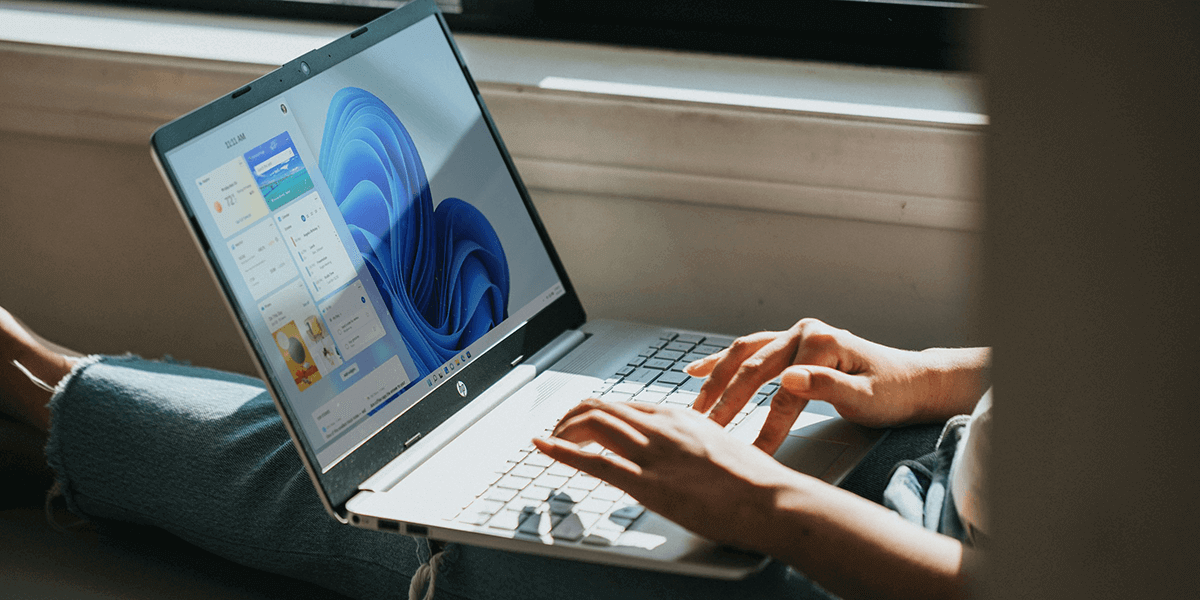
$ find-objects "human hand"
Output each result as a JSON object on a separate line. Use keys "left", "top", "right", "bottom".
{"left": 532, "top": 399, "right": 800, "bottom": 549}
{"left": 686, "top": 318, "right": 979, "bottom": 454}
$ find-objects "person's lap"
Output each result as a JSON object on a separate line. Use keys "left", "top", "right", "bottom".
{"left": 47, "top": 356, "right": 932, "bottom": 600}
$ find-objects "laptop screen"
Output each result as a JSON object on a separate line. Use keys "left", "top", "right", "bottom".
{"left": 159, "top": 12, "right": 566, "bottom": 474}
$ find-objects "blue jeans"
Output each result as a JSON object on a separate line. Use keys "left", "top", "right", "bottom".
{"left": 45, "top": 356, "right": 835, "bottom": 600}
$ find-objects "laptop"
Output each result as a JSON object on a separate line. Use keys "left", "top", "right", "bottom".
{"left": 150, "top": 0, "right": 882, "bottom": 579}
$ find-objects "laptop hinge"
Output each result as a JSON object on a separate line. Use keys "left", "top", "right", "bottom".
{"left": 357, "top": 329, "right": 588, "bottom": 494}
{"left": 525, "top": 328, "right": 588, "bottom": 371}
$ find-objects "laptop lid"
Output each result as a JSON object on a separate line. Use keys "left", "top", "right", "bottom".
{"left": 150, "top": 0, "right": 586, "bottom": 515}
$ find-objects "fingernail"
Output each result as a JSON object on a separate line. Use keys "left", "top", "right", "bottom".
{"left": 783, "top": 367, "right": 810, "bottom": 389}
{"left": 683, "top": 360, "right": 701, "bottom": 374}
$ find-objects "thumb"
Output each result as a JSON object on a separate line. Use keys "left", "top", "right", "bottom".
{"left": 780, "top": 365, "right": 869, "bottom": 406}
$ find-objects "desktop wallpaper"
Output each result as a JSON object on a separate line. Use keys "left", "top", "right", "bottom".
{"left": 318, "top": 86, "right": 510, "bottom": 375}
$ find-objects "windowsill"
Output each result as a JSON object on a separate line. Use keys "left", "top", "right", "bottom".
{"left": 0, "top": 0, "right": 986, "bottom": 231}
{"left": 0, "top": 0, "right": 985, "bottom": 124}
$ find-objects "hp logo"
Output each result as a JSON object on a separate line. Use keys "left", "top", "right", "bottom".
{"left": 456, "top": 381, "right": 468, "bottom": 397}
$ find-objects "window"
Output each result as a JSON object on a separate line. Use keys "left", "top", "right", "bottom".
{"left": 66, "top": 0, "right": 980, "bottom": 70}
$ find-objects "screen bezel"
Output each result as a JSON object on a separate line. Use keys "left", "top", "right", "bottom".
{"left": 150, "top": 0, "right": 587, "bottom": 513}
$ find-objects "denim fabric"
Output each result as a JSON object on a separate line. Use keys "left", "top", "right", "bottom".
{"left": 881, "top": 416, "right": 970, "bottom": 543}
{"left": 45, "top": 356, "right": 836, "bottom": 600}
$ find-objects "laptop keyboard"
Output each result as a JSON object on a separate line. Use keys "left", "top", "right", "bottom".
{"left": 453, "top": 331, "right": 782, "bottom": 545}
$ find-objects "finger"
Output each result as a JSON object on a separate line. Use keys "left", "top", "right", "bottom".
{"left": 553, "top": 408, "right": 652, "bottom": 462}
{"left": 751, "top": 387, "right": 810, "bottom": 454}
{"left": 533, "top": 437, "right": 642, "bottom": 491}
{"left": 780, "top": 364, "right": 869, "bottom": 405}
{"left": 790, "top": 320, "right": 859, "bottom": 373}
{"left": 691, "top": 331, "right": 779, "bottom": 414}
{"left": 707, "top": 332, "right": 799, "bottom": 425}
{"left": 586, "top": 401, "right": 674, "bottom": 438}
{"left": 553, "top": 397, "right": 607, "bottom": 435}
{"left": 682, "top": 348, "right": 727, "bottom": 377}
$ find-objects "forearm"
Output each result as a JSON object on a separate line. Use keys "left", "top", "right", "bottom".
{"left": 750, "top": 473, "right": 967, "bottom": 600}
{"left": 913, "top": 347, "right": 990, "bottom": 422}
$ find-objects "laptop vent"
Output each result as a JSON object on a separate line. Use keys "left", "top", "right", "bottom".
{"left": 530, "top": 373, "right": 573, "bottom": 412}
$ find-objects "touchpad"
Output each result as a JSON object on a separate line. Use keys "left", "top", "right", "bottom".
{"left": 772, "top": 436, "right": 849, "bottom": 479}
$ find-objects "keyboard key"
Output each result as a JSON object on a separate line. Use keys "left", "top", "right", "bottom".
{"left": 458, "top": 510, "right": 493, "bottom": 526}
{"left": 705, "top": 335, "right": 736, "bottom": 347}
{"left": 534, "top": 473, "right": 569, "bottom": 489}
{"left": 582, "top": 521, "right": 626, "bottom": 546}
{"left": 550, "top": 512, "right": 586, "bottom": 541}
{"left": 577, "top": 498, "right": 615, "bottom": 514}
{"left": 626, "top": 357, "right": 645, "bottom": 368}
{"left": 674, "top": 333, "right": 705, "bottom": 344}
{"left": 633, "top": 390, "right": 666, "bottom": 404}
{"left": 547, "top": 462, "right": 578, "bottom": 478}
{"left": 567, "top": 475, "right": 602, "bottom": 491}
{"left": 624, "top": 368, "right": 660, "bottom": 384}
{"left": 615, "top": 365, "right": 634, "bottom": 377}
{"left": 576, "top": 511, "right": 601, "bottom": 529}
{"left": 696, "top": 344, "right": 726, "bottom": 355}
{"left": 510, "top": 464, "right": 545, "bottom": 479}
{"left": 658, "top": 332, "right": 679, "bottom": 342}
{"left": 517, "top": 510, "right": 550, "bottom": 536}
{"left": 611, "top": 382, "right": 645, "bottom": 396}
{"left": 554, "top": 488, "right": 588, "bottom": 503}
{"left": 654, "top": 349, "right": 684, "bottom": 362}
{"left": 644, "top": 382, "right": 675, "bottom": 395}
{"left": 520, "top": 485, "right": 555, "bottom": 502}
{"left": 679, "top": 377, "right": 705, "bottom": 393}
{"left": 642, "top": 358, "right": 673, "bottom": 370}
{"left": 600, "top": 392, "right": 633, "bottom": 403}
{"left": 496, "top": 474, "right": 533, "bottom": 490}
{"left": 682, "top": 352, "right": 710, "bottom": 363}
{"left": 488, "top": 509, "right": 525, "bottom": 530}
{"left": 485, "top": 487, "right": 519, "bottom": 503}
{"left": 524, "top": 453, "right": 554, "bottom": 468}
{"left": 655, "top": 371, "right": 688, "bottom": 386}
{"left": 665, "top": 341, "right": 694, "bottom": 353}
{"left": 592, "top": 484, "right": 625, "bottom": 502}
{"left": 663, "top": 391, "right": 697, "bottom": 406}
{"left": 607, "top": 505, "right": 645, "bottom": 528}
{"left": 465, "top": 498, "right": 504, "bottom": 516}
{"left": 611, "top": 504, "right": 645, "bottom": 521}
{"left": 548, "top": 497, "right": 576, "bottom": 515}
{"left": 458, "top": 506, "right": 499, "bottom": 525}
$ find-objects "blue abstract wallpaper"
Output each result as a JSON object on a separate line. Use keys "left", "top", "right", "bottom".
{"left": 318, "top": 87, "right": 510, "bottom": 376}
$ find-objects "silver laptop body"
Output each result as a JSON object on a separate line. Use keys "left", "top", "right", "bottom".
{"left": 150, "top": 0, "right": 882, "bottom": 580}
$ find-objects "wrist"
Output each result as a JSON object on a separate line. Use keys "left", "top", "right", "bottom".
{"left": 738, "top": 468, "right": 825, "bottom": 558}
{"left": 917, "top": 347, "right": 990, "bottom": 420}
